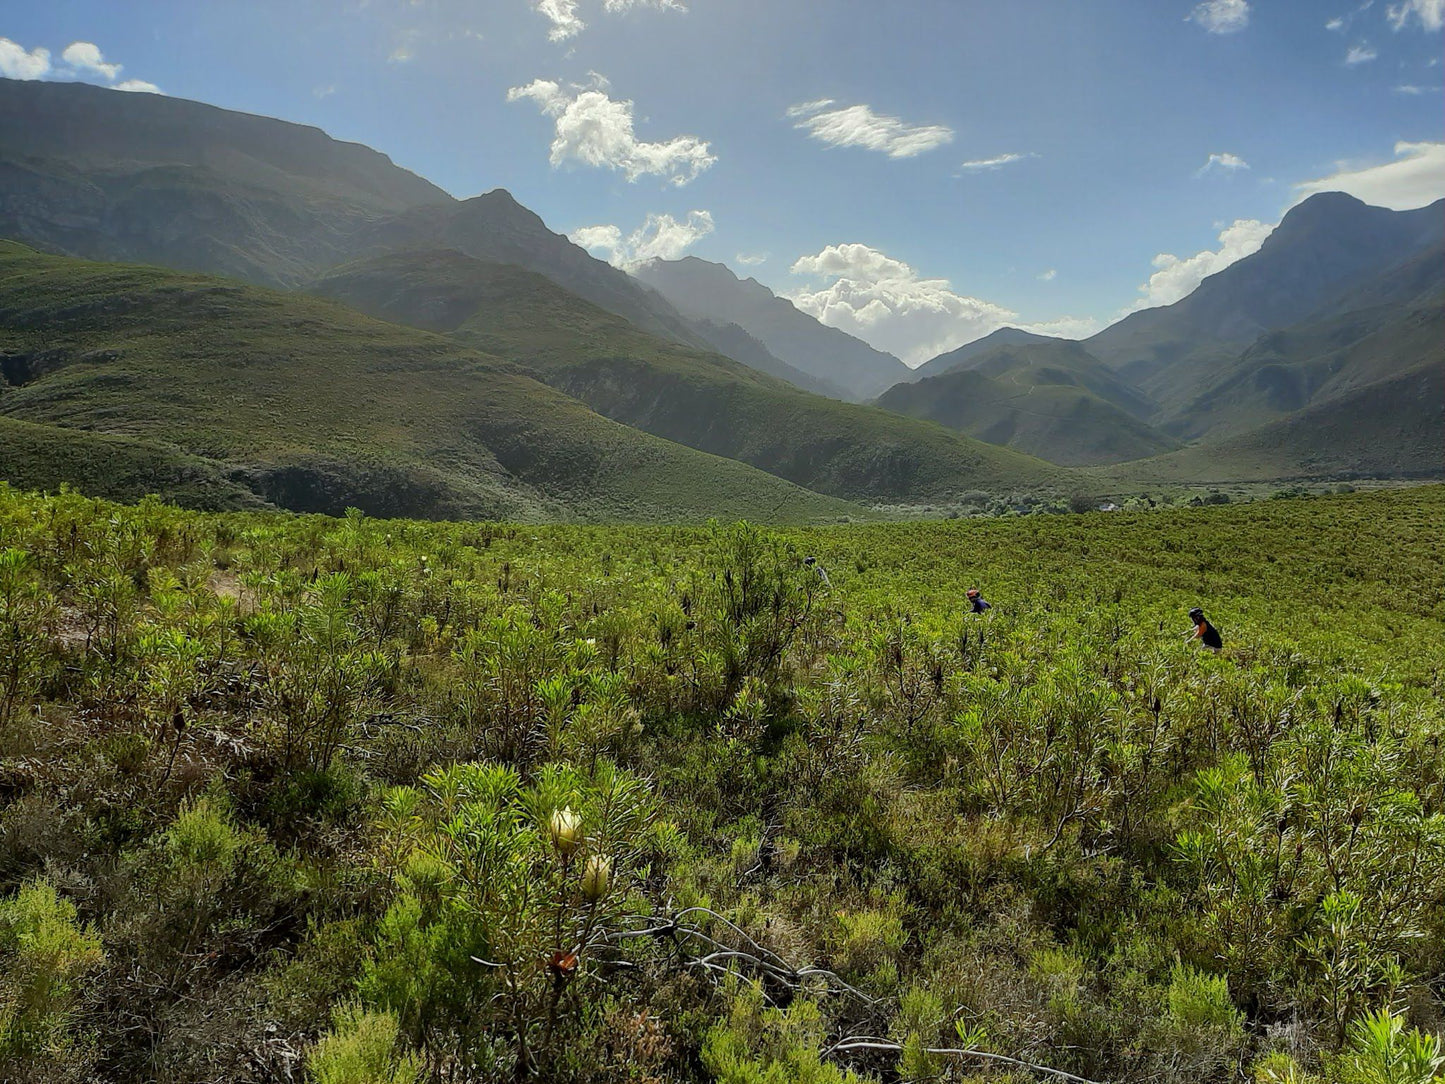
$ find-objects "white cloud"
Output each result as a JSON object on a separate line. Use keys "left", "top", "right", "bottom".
{"left": 572, "top": 210, "right": 714, "bottom": 270}
{"left": 787, "top": 243, "right": 1020, "bottom": 365}
{"left": 1293, "top": 140, "right": 1445, "bottom": 210}
{"left": 1387, "top": 0, "right": 1445, "bottom": 30}
{"left": 1197, "top": 152, "right": 1250, "bottom": 175}
{"left": 1021, "top": 314, "right": 1101, "bottom": 340}
{"left": 1130, "top": 218, "right": 1274, "bottom": 311}
{"left": 735, "top": 252, "right": 768, "bottom": 266}
{"left": 1345, "top": 43, "right": 1379, "bottom": 63}
{"left": 61, "top": 41, "right": 121, "bottom": 80}
{"left": 1188, "top": 0, "right": 1251, "bottom": 33}
{"left": 1038, "top": 268, "right": 1057, "bottom": 281}
{"left": 787, "top": 100, "right": 954, "bottom": 159}
{"left": 534, "top": 0, "right": 586, "bottom": 41}
{"left": 603, "top": 0, "right": 686, "bottom": 11}
{"left": 0, "top": 38, "right": 51, "bottom": 80}
{"left": 1394, "top": 82, "right": 1443, "bottom": 92}
{"left": 507, "top": 77, "right": 715, "bottom": 185}
{"left": 957, "top": 152, "right": 1034, "bottom": 173}
{"left": 115, "top": 79, "right": 162, "bottom": 94}
{"left": 1326, "top": 16, "right": 1346, "bottom": 29}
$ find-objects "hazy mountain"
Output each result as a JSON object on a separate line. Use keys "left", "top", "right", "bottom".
{"left": 910, "top": 328, "right": 1064, "bottom": 381}
{"left": 312, "top": 249, "right": 1065, "bottom": 502}
{"left": 1086, "top": 193, "right": 1445, "bottom": 413}
{"left": 0, "top": 242, "right": 860, "bottom": 523}
{"left": 686, "top": 319, "right": 850, "bottom": 399}
{"left": 876, "top": 340, "right": 1176, "bottom": 465}
{"left": 632, "top": 256, "right": 912, "bottom": 400}
{"left": 0, "top": 78, "right": 707, "bottom": 349}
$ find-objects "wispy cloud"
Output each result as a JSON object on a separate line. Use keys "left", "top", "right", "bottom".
{"left": 572, "top": 210, "right": 714, "bottom": 270}
{"left": 1197, "top": 152, "right": 1250, "bottom": 176}
{"left": 508, "top": 76, "right": 716, "bottom": 185}
{"left": 1188, "top": 0, "right": 1251, "bottom": 34}
{"left": 1345, "top": 43, "right": 1379, "bottom": 64}
{"left": 1387, "top": 0, "right": 1445, "bottom": 30}
{"left": 533, "top": 0, "right": 585, "bottom": 41}
{"left": 1394, "top": 82, "right": 1443, "bottom": 93}
{"left": 735, "top": 252, "right": 768, "bottom": 267}
{"left": 1037, "top": 268, "right": 1057, "bottom": 281}
{"left": 787, "top": 100, "right": 954, "bottom": 159}
{"left": 956, "top": 152, "right": 1036, "bottom": 173}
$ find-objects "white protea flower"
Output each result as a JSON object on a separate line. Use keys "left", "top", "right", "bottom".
{"left": 548, "top": 806, "right": 583, "bottom": 857}
{"left": 581, "top": 854, "right": 612, "bottom": 903}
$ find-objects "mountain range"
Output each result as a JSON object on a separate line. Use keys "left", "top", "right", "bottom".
{"left": 0, "top": 77, "right": 1440, "bottom": 519}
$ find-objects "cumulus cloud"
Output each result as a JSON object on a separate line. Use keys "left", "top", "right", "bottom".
{"left": 1129, "top": 219, "right": 1274, "bottom": 311}
{"left": 534, "top": 0, "right": 586, "bottom": 41}
{"left": 0, "top": 38, "right": 51, "bottom": 80}
{"left": 1345, "top": 43, "right": 1379, "bottom": 63}
{"left": 61, "top": 41, "right": 121, "bottom": 80}
{"left": 787, "top": 100, "right": 954, "bottom": 159}
{"left": 507, "top": 77, "right": 715, "bottom": 185}
{"left": 1293, "top": 140, "right": 1445, "bottom": 209}
{"left": 786, "top": 243, "right": 1022, "bottom": 365}
{"left": 956, "top": 152, "right": 1035, "bottom": 173}
{"left": 1387, "top": 0, "right": 1445, "bottom": 30}
{"left": 1197, "top": 152, "right": 1250, "bottom": 175}
{"left": 0, "top": 36, "right": 160, "bottom": 92}
{"left": 1188, "top": 0, "right": 1251, "bottom": 33}
{"left": 571, "top": 210, "right": 714, "bottom": 269}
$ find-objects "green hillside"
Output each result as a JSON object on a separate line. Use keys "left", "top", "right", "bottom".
{"left": 0, "top": 242, "right": 863, "bottom": 522}
{"left": 875, "top": 341, "right": 1176, "bottom": 465}
{"left": 1167, "top": 249, "right": 1444, "bottom": 440}
{"left": 310, "top": 249, "right": 1066, "bottom": 502}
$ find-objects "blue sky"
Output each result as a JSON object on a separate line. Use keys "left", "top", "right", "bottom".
{"left": 3, "top": 0, "right": 1443, "bottom": 363}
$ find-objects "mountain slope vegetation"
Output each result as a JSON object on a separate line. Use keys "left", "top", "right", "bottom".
{"left": 1085, "top": 192, "right": 1444, "bottom": 412}
{"left": 0, "top": 242, "right": 862, "bottom": 522}
{"left": 311, "top": 249, "right": 1066, "bottom": 502}
{"left": 0, "top": 78, "right": 707, "bottom": 350}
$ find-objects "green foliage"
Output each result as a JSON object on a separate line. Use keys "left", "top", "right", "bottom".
{"left": 1334, "top": 1007, "right": 1445, "bottom": 1084}
{"left": 702, "top": 985, "right": 871, "bottom": 1084}
{"left": 0, "top": 485, "right": 1442, "bottom": 1083}
{"left": 306, "top": 1002, "right": 424, "bottom": 1084}
{"left": 0, "top": 879, "right": 104, "bottom": 1063}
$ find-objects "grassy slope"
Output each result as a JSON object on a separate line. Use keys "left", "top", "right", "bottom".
{"left": 0, "top": 243, "right": 862, "bottom": 523}
{"left": 1166, "top": 250, "right": 1445, "bottom": 441}
{"left": 875, "top": 341, "right": 1176, "bottom": 466}
{"left": 1106, "top": 361, "right": 1445, "bottom": 484}
{"left": 309, "top": 250, "right": 1066, "bottom": 502}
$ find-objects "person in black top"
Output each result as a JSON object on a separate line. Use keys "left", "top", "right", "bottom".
{"left": 1185, "top": 606, "right": 1223, "bottom": 652}
{"left": 966, "top": 588, "right": 991, "bottom": 615}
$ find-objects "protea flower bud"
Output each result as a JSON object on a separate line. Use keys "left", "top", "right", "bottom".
{"left": 549, "top": 807, "right": 583, "bottom": 856}
{"left": 581, "top": 854, "right": 612, "bottom": 903}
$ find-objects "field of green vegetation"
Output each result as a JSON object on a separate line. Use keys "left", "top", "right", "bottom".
{"left": 0, "top": 484, "right": 1441, "bottom": 1083}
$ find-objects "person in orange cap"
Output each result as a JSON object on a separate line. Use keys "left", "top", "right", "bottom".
{"left": 966, "top": 587, "right": 991, "bottom": 614}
